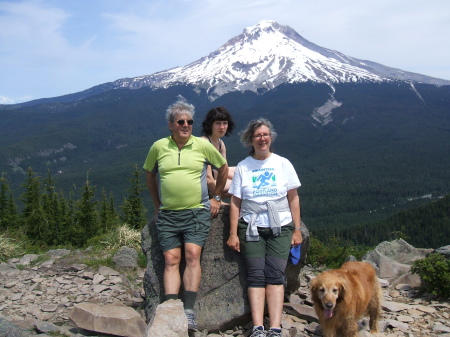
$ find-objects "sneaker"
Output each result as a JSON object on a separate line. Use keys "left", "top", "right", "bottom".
{"left": 266, "top": 328, "right": 282, "bottom": 337}
{"left": 184, "top": 309, "right": 197, "bottom": 330}
{"left": 250, "top": 326, "right": 266, "bottom": 337}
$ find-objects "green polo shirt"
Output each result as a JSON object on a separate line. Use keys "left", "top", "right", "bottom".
{"left": 143, "top": 135, "right": 226, "bottom": 210}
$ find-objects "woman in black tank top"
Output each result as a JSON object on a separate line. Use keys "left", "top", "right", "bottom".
{"left": 201, "top": 107, "right": 236, "bottom": 199}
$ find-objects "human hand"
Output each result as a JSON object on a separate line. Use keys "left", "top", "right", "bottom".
{"left": 209, "top": 198, "right": 220, "bottom": 219}
{"left": 227, "top": 234, "right": 240, "bottom": 252}
{"left": 291, "top": 229, "right": 302, "bottom": 246}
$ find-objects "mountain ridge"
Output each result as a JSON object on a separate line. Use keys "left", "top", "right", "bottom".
{"left": 3, "top": 20, "right": 449, "bottom": 107}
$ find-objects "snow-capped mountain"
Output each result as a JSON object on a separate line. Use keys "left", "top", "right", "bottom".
{"left": 110, "top": 20, "right": 449, "bottom": 100}
{"left": 0, "top": 96, "right": 15, "bottom": 104}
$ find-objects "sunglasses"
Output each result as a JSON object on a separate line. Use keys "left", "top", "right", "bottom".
{"left": 176, "top": 119, "right": 194, "bottom": 126}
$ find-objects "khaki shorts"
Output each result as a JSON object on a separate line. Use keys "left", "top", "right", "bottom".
{"left": 156, "top": 208, "right": 211, "bottom": 252}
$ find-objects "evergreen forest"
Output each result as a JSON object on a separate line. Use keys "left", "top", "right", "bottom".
{"left": 1, "top": 166, "right": 448, "bottom": 253}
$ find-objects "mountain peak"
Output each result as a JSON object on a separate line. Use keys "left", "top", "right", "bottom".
{"left": 112, "top": 19, "right": 448, "bottom": 100}
{"left": 28, "top": 20, "right": 449, "bottom": 105}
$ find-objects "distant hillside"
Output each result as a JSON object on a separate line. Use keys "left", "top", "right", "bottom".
{"left": 1, "top": 82, "right": 450, "bottom": 232}
{"left": 324, "top": 194, "right": 450, "bottom": 249}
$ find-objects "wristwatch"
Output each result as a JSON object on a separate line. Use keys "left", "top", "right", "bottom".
{"left": 212, "top": 195, "right": 221, "bottom": 202}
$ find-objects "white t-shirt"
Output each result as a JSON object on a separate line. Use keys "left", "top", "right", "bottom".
{"left": 229, "top": 153, "right": 301, "bottom": 227}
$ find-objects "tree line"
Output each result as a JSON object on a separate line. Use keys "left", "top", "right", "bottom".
{"left": 0, "top": 166, "right": 148, "bottom": 248}
{"left": 2, "top": 165, "right": 448, "bottom": 251}
{"left": 316, "top": 194, "right": 450, "bottom": 249}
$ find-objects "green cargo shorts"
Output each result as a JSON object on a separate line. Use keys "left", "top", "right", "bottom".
{"left": 156, "top": 208, "right": 211, "bottom": 252}
{"left": 237, "top": 219, "right": 294, "bottom": 260}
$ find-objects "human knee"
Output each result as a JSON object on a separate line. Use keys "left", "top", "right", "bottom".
{"left": 245, "top": 257, "right": 266, "bottom": 287}
{"left": 247, "top": 267, "right": 266, "bottom": 287}
{"left": 265, "top": 256, "right": 287, "bottom": 285}
{"left": 184, "top": 244, "right": 202, "bottom": 266}
{"left": 164, "top": 250, "right": 181, "bottom": 267}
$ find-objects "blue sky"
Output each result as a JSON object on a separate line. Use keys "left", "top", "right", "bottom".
{"left": 1, "top": 0, "right": 449, "bottom": 103}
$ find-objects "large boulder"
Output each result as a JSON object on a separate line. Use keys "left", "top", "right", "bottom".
{"left": 69, "top": 302, "right": 147, "bottom": 337}
{"left": 141, "top": 205, "right": 310, "bottom": 331}
{"left": 362, "top": 239, "right": 430, "bottom": 283}
{"left": 144, "top": 299, "right": 188, "bottom": 337}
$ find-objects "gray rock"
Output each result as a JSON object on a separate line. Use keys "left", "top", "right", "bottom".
{"left": 0, "top": 263, "right": 18, "bottom": 273}
{"left": 362, "top": 239, "right": 429, "bottom": 282}
{"left": 144, "top": 299, "right": 188, "bottom": 337}
{"left": 0, "top": 317, "right": 27, "bottom": 337}
{"left": 18, "top": 254, "right": 39, "bottom": 266}
{"left": 34, "top": 320, "right": 61, "bottom": 334}
{"left": 373, "top": 239, "right": 427, "bottom": 265}
{"left": 69, "top": 302, "right": 147, "bottom": 337}
{"left": 112, "top": 246, "right": 138, "bottom": 268}
{"left": 436, "top": 245, "right": 450, "bottom": 259}
{"left": 46, "top": 249, "right": 71, "bottom": 258}
{"left": 1, "top": 239, "right": 449, "bottom": 337}
{"left": 283, "top": 303, "right": 319, "bottom": 323}
{"left": 141, "top": 205, "right": 310, "bottom": 331}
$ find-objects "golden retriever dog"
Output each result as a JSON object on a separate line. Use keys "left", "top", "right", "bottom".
{"left": 310, "top": 261, "right": 382, "bottom": 337}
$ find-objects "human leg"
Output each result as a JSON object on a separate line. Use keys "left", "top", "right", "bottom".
{"left": 183, "top": 242, "right": 203, "bottom": 292}
{"left": 248, "top": 287, "right": 266, "bottom": 327}
{"left": 266, "top": 284, "right": 284, "bottom": 328}
{"left": 264, "top": 225, "right": 292, "bottom": 331}
{"left": 162, "top": 247, "right": 182, "bottom": 295}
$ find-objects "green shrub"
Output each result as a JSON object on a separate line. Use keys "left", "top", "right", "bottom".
{"left": 411, "top": 253, "right": 450, "bottom": 298}
{"left": 307, "top": 235, "right": 372, "bottom": 269}
{"left": 0, "top": 232, "right": 24, "bottom": 262}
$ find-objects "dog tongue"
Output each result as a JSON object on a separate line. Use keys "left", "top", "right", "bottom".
{"left": 324, "top": 308, "right": 333, "bottom": 318}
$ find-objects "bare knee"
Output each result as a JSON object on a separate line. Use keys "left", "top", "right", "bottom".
{"left": 184, "top": 244, "right": 202, "bottom": 267}
{"left": 164, "top": 249, "right": 181, "bottom": 268}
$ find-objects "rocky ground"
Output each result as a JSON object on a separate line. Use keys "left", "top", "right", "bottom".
{"left": 1, "top": 248, "right": 449, "bottom": 337}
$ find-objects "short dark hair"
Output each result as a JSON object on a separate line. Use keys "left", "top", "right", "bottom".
{"left": 201, "top": 107, "right": 235, "bottom": 137}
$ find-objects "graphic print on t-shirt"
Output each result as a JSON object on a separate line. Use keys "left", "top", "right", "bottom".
{"left": 252, "top": 168, "right": 277, "bottom": 197}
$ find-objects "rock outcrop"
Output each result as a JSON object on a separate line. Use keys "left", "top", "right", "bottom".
{"left": 141, "top": 205, "right": 310, "bottom": 331}
{"left": 0, "top": 235, "right": 449, "bottom": 336}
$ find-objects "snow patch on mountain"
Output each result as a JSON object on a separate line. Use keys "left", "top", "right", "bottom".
{"left": 111, "top": 20, "right": 450, "bottom": 100}
{"left": 312, "top": 97, "right": 343, "bottom": 126}
{"left": 409, "top": 82, "right": 425, "bottom": 104}
{"left": 0, "top": 96, "right": 15, "bottom": 104}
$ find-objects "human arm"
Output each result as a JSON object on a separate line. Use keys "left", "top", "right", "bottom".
{"left": 210, "top": 163, "right": 228, "bottom": 217}
{"left": 220, "top": 141, "right": 235, "bottom": 180}
{"left": 145, "top": 170, "right": 161, "bottom": 221}
{"left": 206, "top": 165, "right": 216, "bottom": 195}
{"left": 287, "top": 188, "right": 302, "bottom": 246}
{"left": 227, "top": 195, "right": 242, "bottom": 252}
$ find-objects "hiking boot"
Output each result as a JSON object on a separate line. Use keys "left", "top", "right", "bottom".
{"left": 250, "top": 326, "right": 266, "bottom": 337}
{"left": 184, "top": 309, "right": 197, "bottom": 330}
{"left": 265, "top": 328, "right": 282, "bottom": 337}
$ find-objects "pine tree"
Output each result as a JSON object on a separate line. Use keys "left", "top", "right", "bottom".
{"left": 63, "top": 189, "right": 77, "bottom": 245}
{"left": 73, "top": 174, "right": 99, "bottom": 246}
{"left": 0, "top": 174, "right": 19, "bottom": 230}
{"left": 99, "top": 189, "right": 118, "bottom": 233}
{"left": 120, "top": 165, "right": 147, "bottom": 229}
{"left": 21, "top": 168, "right": 49, "bottom": 244}
{"left": 42, "top": 170, "right": 61, "bottom": 245}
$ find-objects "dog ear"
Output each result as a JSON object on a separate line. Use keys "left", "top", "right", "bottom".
{"left": 310, "top": 278, "right": 321, "bottom": 302}
{"left": 336, "top": 280, "right": 346, "bottom": 303}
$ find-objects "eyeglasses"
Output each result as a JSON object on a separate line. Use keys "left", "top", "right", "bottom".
{"left": 253, "top": 133, "right": 271, "bottom": 139}
{"left": 176, "top": 119, "right": 194, "bottom": 126}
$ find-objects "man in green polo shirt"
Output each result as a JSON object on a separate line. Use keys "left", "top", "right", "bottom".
{"left": 144, "top": 99, "right": 228, "bottom": 330}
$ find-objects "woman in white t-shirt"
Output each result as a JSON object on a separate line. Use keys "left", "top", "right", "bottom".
{"left": 227, "top": 118, "right": 302, "bottom": 337}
